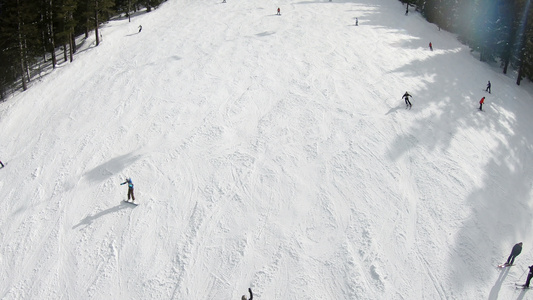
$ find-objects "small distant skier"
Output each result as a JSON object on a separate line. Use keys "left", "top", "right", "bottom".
{"left": 121, "top": 178, "right": 135, "bottom": 202}
{"left": 505, "top": 242, "right": 523, "bottom": 266}
{"left": 429, "top": 42, "right": 433, "bottom": 51}
{"left": 138, "top": 25, "right": 142, "bottom": 33}
{"left": 355, "top": 18, "right": 358, "bottom": 26}
{"left": 0, "top": 160, "right": 4, "bottom": 168}
{"left": 241, "top": 288, "right": 253, "bottom": 300}
{"left": 479, "top": 96, "right": 485, "bottom": 111}
{"left": 486, "top": 80, "right": 491, "bottom": 93}
{"left": 522, "top": 265, "right": 533, "bottom": 288}
{"left": 277, "top": 7, "right": 281, "bottom": 15}
{"left": 402, "top": 91, "right": 412, "bottom": 109}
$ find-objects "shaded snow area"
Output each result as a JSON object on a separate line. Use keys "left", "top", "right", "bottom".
{"left": 2, "top": 0, "right": 533, "bottom": 299}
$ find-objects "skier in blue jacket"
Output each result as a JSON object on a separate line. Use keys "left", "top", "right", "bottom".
{"left": 121, "top": 178, "right": 135, "bottom": 202}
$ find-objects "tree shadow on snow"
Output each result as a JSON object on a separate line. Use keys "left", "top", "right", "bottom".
{"left": 383, "top": 29, "right": 533, "bottom": 295}
{"left": 342, "top": 0, "right": 533, "bottom": 296}
{"left": 83, "top": 152, "right": 142, "bottom": 183}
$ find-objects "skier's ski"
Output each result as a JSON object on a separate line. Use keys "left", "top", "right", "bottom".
{"left": 516, "top": 283, "right": 529, "bottom": 289}
{"left": 498, "top": 263, "right": 513, "bottom": 268}
{"left": 123, "top": 200, "right": 138, "bottom": 206}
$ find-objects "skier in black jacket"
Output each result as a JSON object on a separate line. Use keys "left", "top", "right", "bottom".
{"left": 402, "top": 92, "right": 412, "bottom": 109}
{"left": 505, "top": 242, "right": 523, "bottom": 266}
{"left": 523, "top": 265, "right": 533, "bottom": 288}
{"left": 242, "top": 288, "right": 253, "bottom": 300}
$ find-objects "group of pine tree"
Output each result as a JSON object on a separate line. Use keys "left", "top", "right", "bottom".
{"left": 0, "top": 0, "right": 164, "bottom": 101}
{"left": 0, "top": 0, "right": 532, "bottom": 101}
{"left": 406, "top": 0, "right": 533, "bottom": 85}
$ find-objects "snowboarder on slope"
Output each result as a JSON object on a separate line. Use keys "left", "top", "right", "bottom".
{"left": 277, "top": 7, "right": 281, "bottom": 15}
{"left": 479, "top": 97, "right": 485, "bottom": 111}
{"left": 505, "top": 242, "right": 523, "bottom": 266}
{"left": 429, "top": 42, "right": 433, "bottom": 51}
{"left": 486, "top": 81, "right": 491, "bottom": 93}
{"left": 121, "top": 178, "right": 135, "bottom": 202}
{"left": 138, "top": 25, "right": 142, "bottom": 33}
{"left": 402, "top": 92, "right": 412, "bottom": 109}
{"left": 242, "top": 288, "right": 253, "bottom": 300}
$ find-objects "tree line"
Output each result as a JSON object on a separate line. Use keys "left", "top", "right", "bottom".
{"left": 1, "top": 0, "right": 531, "bottom": 102}
{"left": 0, "top": 0, "right": 164, "bottom": 101}
{"left": 404, "top": 0, "right": 533, "bottom": 85}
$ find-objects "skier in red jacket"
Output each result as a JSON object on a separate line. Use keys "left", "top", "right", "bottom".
{"left": 479, "top": 97, "right": 485, "bottom": 111}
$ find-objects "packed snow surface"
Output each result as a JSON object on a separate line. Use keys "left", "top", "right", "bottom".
{"left": 1, "top": 0, "right": 533, "bottom": 299}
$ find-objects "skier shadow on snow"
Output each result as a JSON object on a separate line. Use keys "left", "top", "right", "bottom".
{"left": 72, "top": 203, "right": 130, "bottom": 229}
{"left": 83, "top": 152, "right": 142, "bottom": 183}
{"left": 488, "top": 267, "right": 510, "bottom": 300}
{"left": 256, "top": 31, "right": 276, "bottom": 37}
{"left": 516, "top": 288, "right": 528, "bottom": 300}
{"left": 385, "top": 105, "right": 404, "bottom": 115}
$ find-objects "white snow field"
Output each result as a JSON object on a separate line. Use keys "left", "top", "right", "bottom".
{"left": 2, "top": 0, "right": 533, "bottom": 299}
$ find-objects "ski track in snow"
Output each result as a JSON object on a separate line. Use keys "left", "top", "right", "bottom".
{"left": 1, "top": 0, "right": 533, "bottom": 299}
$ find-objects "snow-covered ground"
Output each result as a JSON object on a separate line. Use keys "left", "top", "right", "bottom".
{"left": 1, "top": 0, "right": 533, "bottom": 298}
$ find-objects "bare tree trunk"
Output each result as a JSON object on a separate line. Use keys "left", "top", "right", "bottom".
{"left": 71, "top": 29, "right": 76, "bottom": 54}
{"left": 69, "top": 33, "right": 74, "bottom": 62}
{"left": 49, "top": 0, "right": 56, "bottom": 68}
{"left": 503, "top": 58, "right": 509, "bottom": 74}
{"left": 516, "top": 62, "right": 523, "bottom": 85}
{"left": 95, "top": 0, "right": 100, "bottom": 46}
{"left": 16, "top": 0, "right": 27, "bottom": 90}
{"left": 24, "top": 38, "right": 31, "bottom": 82}
{"left": 63, "top": 43, "right": 68, "bottom": 62}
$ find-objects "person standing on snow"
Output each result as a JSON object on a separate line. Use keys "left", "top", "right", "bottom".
{"left": 121, "top": 178, "right": 135, "bottom": 202}
{"left": 402, "top": 92, "right": 412, "bottom": 109}
{"left": 355, "top": 18, "right": 358, "bottom": 26}
{"left": 277, "top": 7, "right": 281, "bottom": 15}
{"left": 429, "top": 42, "right": 433, "bottom": 51}
{"left": 505, "top": 242, "right": 523, "bottom": 266}
{"left": 479, "top": 96, "right": 485, "bottom": 111}
{"left": 486, "top": 81, "right": 491, "bottom": 93}
{"left": 241, "top": 288, "right": 253, "bottom": 300}
{"left": 522, "top": 265, "right": 533, "bottom": 288}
